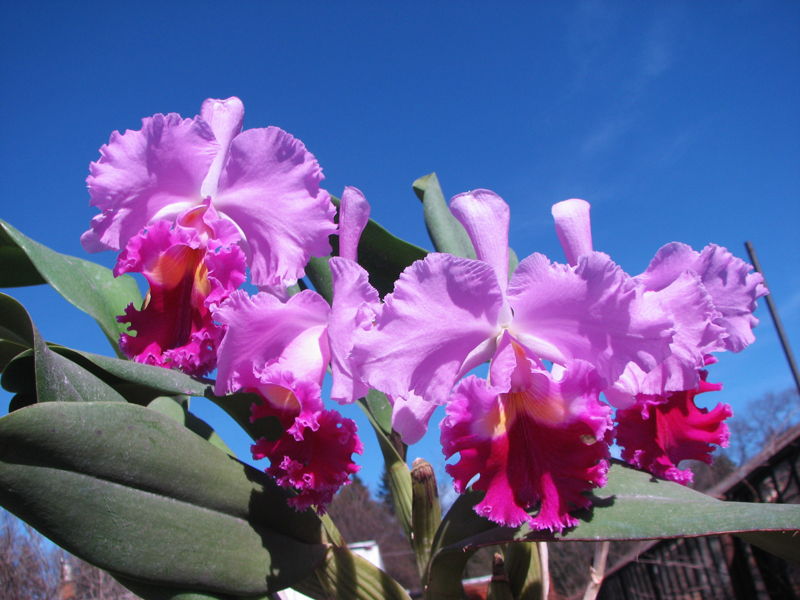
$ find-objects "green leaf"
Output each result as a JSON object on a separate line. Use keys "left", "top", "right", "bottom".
{"left": 427, "top": 460, "right": 800, "bottom": 597}
{"left": 0, "top": 293, "right": 127, "bottom": 406}
{"left": 0, "top": 223, "right": 47, "bottom": 287}
{"left": 0, "top": 292, "right": 35, "bottom": 347}
{"left": 147, "top": 396, "right": 236, "bottom": 457}
{"left": 508, "top": 247, "right": 519, "bottom": 278}
{"left": 413, "top": 173, "right": 476, "bottom": 259}
{"left": 0, "top": 218, "right": 142, "bottom": 354}
{"left": 39, "top": 349, "right": 284, "bottom": 443}
{"left": 0, "top": 401, "right": 329, "bottom": 595}
{"left": 314, "top": 545, "right": 412, "bottom": 600}
{"left": 305, "top": 256, "right": 334, "bottom": 304}
{"left": 364, "top": 388, "right": 393, "bottom": 436}
{"left": 48, "top": 345, "right": 208, "bottom": 401}
{"left": 111, "top": 576, "right": 244, "bottom": 600}
{"left": 503, "top": 542, "right": 546, "bottom": 600}
{"left": 424, "top": 481, "right": 495, "bottom": 600}
{"left": 0, "top": 339, "right": 27, "bottom": 373}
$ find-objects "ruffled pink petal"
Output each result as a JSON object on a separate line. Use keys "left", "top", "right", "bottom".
{"left": 441, "top": 360, "right": 611, "bottom": 531}
{"left": 352, "top": 253, "right": 505, "bottom": 406}
{"left": 338, "top": 187, "right": 371, "bottom": 263}
{"left": 213, "top": 289, "right": 331, "bottom": 395}
{"left": 214, "top": 126, "right": 337, "bottom": 288}
{"left": 199, "top": 97, "right": 245, "bottom": 199}
{"left": 390, "top": 391, "right": 442, "bottom": 445}
{"left": 695, "top": 245, "right": 767, "bottom": 353}
{"left": 631, "top": 272, "right": 727, "bottom": 395}
{"left": 83, "top": 113, "right": 219, "bottom": 253}
{"left": 250, "top": 370, "right": 362, "bottom": 514}
{"left": 450, "top": 190, "right": 510, "bottom": 292}
{"left": 507, "top": 252, "right": 674, "bottom": 385}
{"left": 115, "top": 214, "right": 245, "bottom": 376}
{"left": 551, "top": 199, "right": 593, "bottom": 267}
{"left": 636, "top": 243, "right": 767, "bottom": 353}
{"left": 329, "top": 257, "right": 380, "bottom": 404}
{"left": 615, "top": 373, "right": 731, "bottom": 485}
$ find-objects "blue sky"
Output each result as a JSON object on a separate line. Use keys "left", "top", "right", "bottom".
{"left": 1, "top": 1, "right": 798, "bottom": 495}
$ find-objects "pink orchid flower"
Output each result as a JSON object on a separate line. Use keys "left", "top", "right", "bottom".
{"left": 210, "top": 187, "right": 378, "bottom": 513}
{"left": 352, "top": 190, "right": 675, "bottom": 444}
{"left": 213, "top": 288, "right": 363, "bottom": 514}
{"left": 551, "top": 199, "right": 766, "bottom": 483}
{"left": 83, "top": 97, "right": 336, "bottom": 290}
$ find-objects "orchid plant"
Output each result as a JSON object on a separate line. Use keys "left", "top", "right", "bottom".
{"left": 0, "top": 97, "right": 797, "bottom": 600}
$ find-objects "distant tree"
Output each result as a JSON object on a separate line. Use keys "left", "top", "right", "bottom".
{"left": 0, "top": 509, "right": 139, "bottom": 600}
{"left": 326, "top": 475, "right": 419, "bottom": 592}
{"left": 684, "top": 453, "right": 737, "bottom": 492}
{"left": 727, "top": 388, "right": 800, "bottom": 466}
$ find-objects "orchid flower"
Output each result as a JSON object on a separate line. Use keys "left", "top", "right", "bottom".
{"left": 83, "top": 97, "right": 336, "bottom": 290}
{"left": 209, "top": 187, "right": 382, "bottom": 513}
{"left": 551, "top": 199, "right": 766, "bottom": 483}
{"left": 441, "top": 331, "right": 612, "bottom": 531}
{"left": 213, "top": 289, "right": 363, "bottom": 513}
{"left": 352, "top": 190, "right": 675, "bottom": 442}
{"left": 114, "top": 199, "right": 246, "bottom": 375}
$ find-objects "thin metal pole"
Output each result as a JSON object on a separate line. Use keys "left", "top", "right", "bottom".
{"left": 745, "top": 241, "right": 800, "bottom": 395}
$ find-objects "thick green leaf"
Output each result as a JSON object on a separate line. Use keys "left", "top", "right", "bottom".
{"left": 428, "top": 460, "right": 800, "bottom": 591}
{"left": 305, "top": 256, "right": 334, "bottom": 304}
{"left": 504, "top": 542, "right": 546, "bottom": 600}
{"left": 0, "top": 401, "right": 329, "bottom": 594}
{"left": 31, "top": 345, "right": 284, "bottom": 442}
{"left": 34, "top": 345, "right": 128, "bottom": 403}
{"left": 314, "top": 545, "right": 412, "bottom": 600}
{"left": 413, "top": 173, "right": 476, "bottom": 259}
{"left": 364, "top": 388, "right": 393, "bottom": 436}
{"left": 0, "top": 223, "right": 47, "bottom": 287}
{"left": 0, "top": 218, "right": 142, "bottom": 353}
{"left": 0, "top": 293, "right": 127, "bottom": 406}
{"left": 0, "top": 339, "right": 27, "bottom": 373}
{"left": 0, "top": 292, "right": 35, "bottom": 347}
{"left": 110, "top": 577, "right": 242, "bottom": 600}
{"left": 48, "top": 345, "right": 209, "bottom": 402}
{"left": 147, "top": 396, "right": 236, "bottom": 457}
{"left": 424, "top": 480, "right": 495, "bottom": 599}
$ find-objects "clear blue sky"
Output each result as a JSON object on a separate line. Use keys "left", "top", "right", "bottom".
{"left": 1, "top": 1, "right": 798, "bottom": 495}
